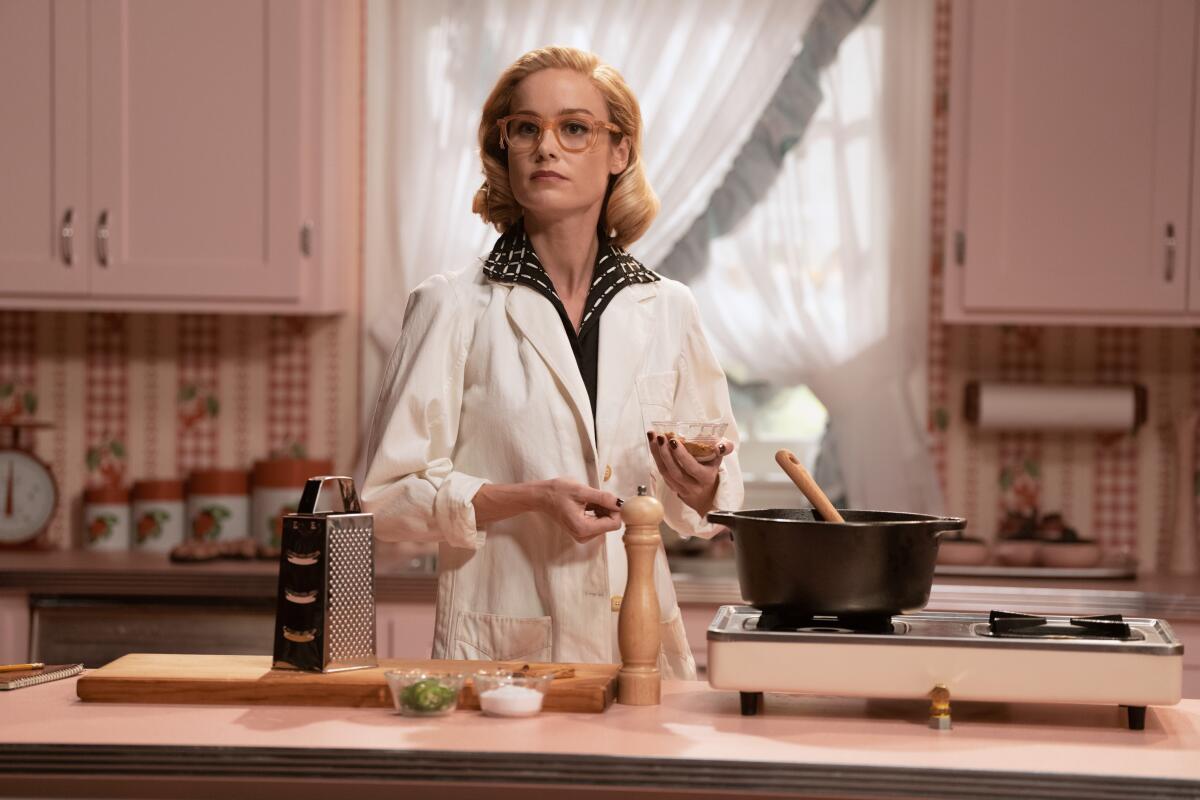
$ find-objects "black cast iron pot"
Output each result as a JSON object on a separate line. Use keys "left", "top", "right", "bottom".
{"left": 706, "top": 509, "right": 967, "bottom": 618}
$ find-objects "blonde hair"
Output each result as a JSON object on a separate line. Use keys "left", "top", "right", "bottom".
{"left": 472, "top": 46, "right": 659, "bottom": 248}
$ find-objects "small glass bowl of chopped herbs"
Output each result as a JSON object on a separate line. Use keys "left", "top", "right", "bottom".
{"left": 384, "top": 670, "right": 465, "bottom": 717}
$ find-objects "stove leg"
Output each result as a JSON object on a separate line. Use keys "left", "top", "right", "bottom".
{"left": 1123, "top": 705, "right": 1147, "bottom": 731}
{"left": 739, "top": 691, "right": 762, "bottom": 716}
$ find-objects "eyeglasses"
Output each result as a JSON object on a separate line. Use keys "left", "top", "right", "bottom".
{"left": 496, "top": 113, "right": 623, "bottom": 154}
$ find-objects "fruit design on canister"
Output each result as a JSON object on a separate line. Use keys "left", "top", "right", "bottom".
{"left": 192, "top": 505, "right": 232, "bottom": 541}
{"left": 269, "top": 503, "right": 298, "bottom": 549}
{"left": 136, "top": 510, "right": 170, "bottom": 543}
{"left": 88, "top": 514, "right": 119, "bottom": 543}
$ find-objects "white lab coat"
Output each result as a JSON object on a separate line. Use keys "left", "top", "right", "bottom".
{"left": 361, "top": 265, "right": 743, "bottom": 679}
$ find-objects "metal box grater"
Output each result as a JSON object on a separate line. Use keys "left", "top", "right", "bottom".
{"left": 271, "top": 476, "right": 377, "bottom": 673}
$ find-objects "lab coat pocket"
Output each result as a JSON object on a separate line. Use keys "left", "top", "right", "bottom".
{"left": 657, "top": 607, "right": 697, "bottom": 681}
{"left": 451, "top": 610, "right": 554, "bottom": 662}
{"left": 636, "top": 371, "right": 679, "bottom": 429}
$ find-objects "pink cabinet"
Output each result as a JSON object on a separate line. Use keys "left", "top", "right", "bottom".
{"left": 0, "top": 0, "right": 89, "bottom": 296}
{"left": 88, "top": 0, "right": 306, "bottom": 301}
{"left": 0, "top": 0, "right": 357, "bottom": 313}
{"left": 944, "top": 0, "right": 1200, "bottom": 325}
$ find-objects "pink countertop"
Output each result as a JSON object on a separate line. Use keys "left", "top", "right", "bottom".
{"left": 2, "top": 676, "right": 1199, "bottom": 799}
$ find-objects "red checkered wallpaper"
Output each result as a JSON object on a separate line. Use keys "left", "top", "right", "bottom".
{"left": 84, "top": 314, "right": 129, "bottom": 488}
{"left": 176, "top": 315, "right": 220, "bottom": 473}
{"left": 996, "top": 327, "right": 1045, "bottom": 526}
{"left": 0, "top": 313, "right": 36, "bottom": 431}
{"left": 925, "top": 0, "right": 951, "bottom": 493}
{"left": 1089, "top": 330, "right": 1141, "bottom": 554}
{"left": 267, "top": 317, "right": 310, "bottom": 458}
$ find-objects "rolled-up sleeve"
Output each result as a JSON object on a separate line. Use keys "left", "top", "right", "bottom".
{"left": 361, "top": 274, "right": 489, "bottom": 550}
{"left": 662, "top": 292, "right": 744, "bottom": 539}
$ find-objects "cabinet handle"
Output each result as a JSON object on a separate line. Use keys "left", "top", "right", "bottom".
{"left": 60, "top": 208, "right": 74, "bottom": 266}
{"left": 1164, "top": 222, "right": 1176, "bottom": 282}
{"left": 96, "top": 210, "right": 109, "bottom": 267}
{"left": 300, "top": 221, "right": 313, "bottom": 256}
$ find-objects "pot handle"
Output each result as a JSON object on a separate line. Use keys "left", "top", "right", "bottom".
{"left": 930, "top": 517, "right": 967, "bottom": 537}
{"left": 706, "top": 510, "right": 737, "bottom": 528}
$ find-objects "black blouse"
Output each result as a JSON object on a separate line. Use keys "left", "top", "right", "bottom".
{"left": 482, "top": 220, "right": 661, "bottom": 425}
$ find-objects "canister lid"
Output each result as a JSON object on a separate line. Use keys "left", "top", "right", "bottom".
{"left": 253, "top": 458, "right": 334, "bottom": 488}
{"left": 188, "top": 469, "right": 249, "bottom": 495}
{"left": 131, "top": 479, "right": 185, "bottom": 501}
{"left": 84, "top": 484, "right": 129, "bottom": 504}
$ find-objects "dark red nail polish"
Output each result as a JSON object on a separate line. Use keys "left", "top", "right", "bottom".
{"left": 718, "top": 443, "right": 726, "bottom": 454}
{"left": 647, "top": 431, "right": 654, "bottom": 440}
{"left": 669, "top": 438, "right": 678, "bottom": 449}
{"left": 657, "top": 436, "right": 665, "bottom": 446}
{"left": 616, "top": 499, "right": 624, "bottom": 507}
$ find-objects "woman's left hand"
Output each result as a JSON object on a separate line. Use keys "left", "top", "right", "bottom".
{"left": 646, "top": 431, "right": 735, "bottom": 517}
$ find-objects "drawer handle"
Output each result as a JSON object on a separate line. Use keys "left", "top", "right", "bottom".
{"left": 282, "top": 626, "right": 316, "bottom": 643}
{"left": 286, "top": 550, "right": 321, "bottom": 566}
{"left": 285, "top": 589, "right": 317, "bottom": 605}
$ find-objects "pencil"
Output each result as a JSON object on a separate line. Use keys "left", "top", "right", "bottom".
{"left": 0, "top": 662, "right": 43, "bottom": 673}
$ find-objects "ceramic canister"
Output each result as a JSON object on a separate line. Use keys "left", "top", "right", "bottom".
{"left": 83, "top": 485, "right": 131, "bottom": 551}
{"left": 186, "top": 469, "right": 250, "bottom": 542}
{"left": 131, "top": 479, "right": 186, "bottom": 552}
{"left": 252, "top": 458, "right": 333, "bottom": 550}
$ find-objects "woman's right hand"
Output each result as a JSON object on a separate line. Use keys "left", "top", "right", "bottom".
{"left": 537, "top": 478, "right": 623, "bottom": 543}
{"left": 474, "top": 479, "right": 622, "bottom": 543}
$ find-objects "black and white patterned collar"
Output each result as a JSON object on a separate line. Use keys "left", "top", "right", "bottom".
{"left": 482, "top": 220, "right": 660, "bottom": 332}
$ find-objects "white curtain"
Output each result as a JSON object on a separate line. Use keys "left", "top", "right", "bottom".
{"left": 362, "top": 0, "right": 819, "bottom": 429}
{"left": 689, "top": 0, "right": 943, "bottom": 513}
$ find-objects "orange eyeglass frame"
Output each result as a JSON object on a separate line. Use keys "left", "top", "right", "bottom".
{"left": 496, "top": 113, "right": 623, "bottom": 153}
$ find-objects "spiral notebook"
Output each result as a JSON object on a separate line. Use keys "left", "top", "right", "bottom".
{"left": 0, "top": 664, "right": 83, "bottom": 690}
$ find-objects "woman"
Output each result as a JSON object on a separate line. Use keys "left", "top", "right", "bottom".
{"left": 362, "top": 46, "right": 742, "bottom": 679}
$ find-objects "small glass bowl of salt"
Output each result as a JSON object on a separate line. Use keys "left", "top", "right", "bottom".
{"left": 473, "top": 670, "right": 554, "bottom": 717}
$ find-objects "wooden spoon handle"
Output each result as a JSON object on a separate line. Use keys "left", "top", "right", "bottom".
{"left": 775, "top": 449, "right": 845, "bottom": 523}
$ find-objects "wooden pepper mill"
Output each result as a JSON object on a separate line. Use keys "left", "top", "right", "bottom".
{"left": 617, "top": 485, "right": 664, "bottom": 705}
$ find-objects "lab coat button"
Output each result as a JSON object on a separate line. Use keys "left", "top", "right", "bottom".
{"left": 603, "top": 464, "right": 612, "bottom": 482}
{"left": 611, "top": 595, "right": 622, "bottom": 612}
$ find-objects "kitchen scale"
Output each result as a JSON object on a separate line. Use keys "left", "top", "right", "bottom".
{"left": 707, "top": 606, "right": 1183, "bottom": 730}
{"left": 0, "top": 421, "right": 58, "bottom": 550}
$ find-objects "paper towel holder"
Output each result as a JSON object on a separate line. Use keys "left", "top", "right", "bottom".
{"left": 963, "top": 381, "right": 1148, "bottom": 433}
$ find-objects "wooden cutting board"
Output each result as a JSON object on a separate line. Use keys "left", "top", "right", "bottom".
{"left": 76, "top": 654, "right": 619, "bottom": 713}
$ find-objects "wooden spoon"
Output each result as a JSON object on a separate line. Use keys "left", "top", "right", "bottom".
{"left": 774, "top": 449, "right": 845, "bottom": 523}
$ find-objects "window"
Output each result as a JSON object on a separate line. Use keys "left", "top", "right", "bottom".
{"left": 727, "top": 381, "right": 827, "bottom": 488}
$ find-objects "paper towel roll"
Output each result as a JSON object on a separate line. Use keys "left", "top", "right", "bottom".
{"left": 963, "top": 382, "right": 1147, "bottom": 432}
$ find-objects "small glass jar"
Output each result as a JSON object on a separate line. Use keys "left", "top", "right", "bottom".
{"left": 473, "top": 670, "right": 553, "bottom": 717}
{"left": 186, "top": 469, "right": 250, "bottom": 542}
{"left": 131, "top": 479, "right": 186, "bottom": 552}
{"left": 384, "top": 670, "right": 465, "bottom": 717}
{"left": 83, "top": 485, "right": 131, "bottom": 551}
